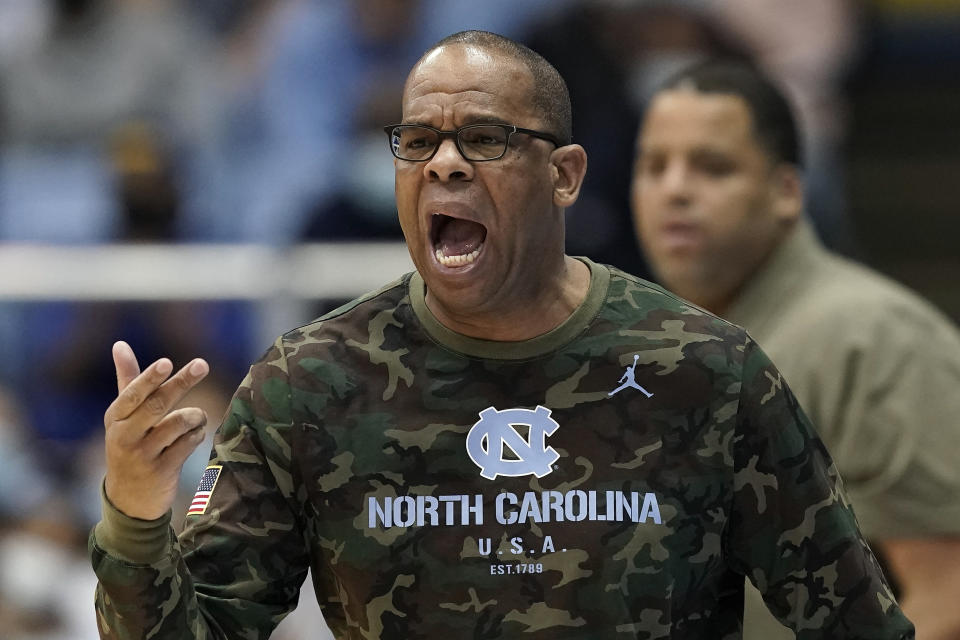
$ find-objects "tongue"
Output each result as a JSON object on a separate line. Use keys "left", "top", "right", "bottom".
{"left": 437, "top": 218, "right": 486, "bottom": 257}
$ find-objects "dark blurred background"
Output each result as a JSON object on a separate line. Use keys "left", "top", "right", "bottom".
{"left": 0, "top": 0, "right": 956, "bottom": 637}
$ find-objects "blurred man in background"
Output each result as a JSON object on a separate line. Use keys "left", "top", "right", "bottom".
{"left": 631, "top": 59, "right": 960, "bottom": 640}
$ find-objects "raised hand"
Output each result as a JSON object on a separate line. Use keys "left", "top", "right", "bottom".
{"left": 103, "top": 341, "right": 210, "bottom": 520}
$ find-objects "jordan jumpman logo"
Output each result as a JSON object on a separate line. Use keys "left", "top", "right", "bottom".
{"left": 608, "top": 354, "right": 653, "bottom": 398}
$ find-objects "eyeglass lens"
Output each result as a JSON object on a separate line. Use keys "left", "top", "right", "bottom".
{"left": 390, "top": 125, "right": 510, "bottom": 161}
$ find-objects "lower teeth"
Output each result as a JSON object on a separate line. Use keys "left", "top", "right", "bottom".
{"left": 435, "top": 245, "right": 482, "bottom": 267}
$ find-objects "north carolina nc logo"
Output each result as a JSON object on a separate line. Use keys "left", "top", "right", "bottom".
{"left": 466, "top": 406, "right": 560, "bottom": 480}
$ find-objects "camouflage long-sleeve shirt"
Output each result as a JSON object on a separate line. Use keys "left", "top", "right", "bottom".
{"left": 91, "top": 259, "right": 914, "bottom": 639}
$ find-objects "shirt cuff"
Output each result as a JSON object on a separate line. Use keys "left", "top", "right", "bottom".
{"left": 93, "top": 480, "right": 173, "bottom": 565}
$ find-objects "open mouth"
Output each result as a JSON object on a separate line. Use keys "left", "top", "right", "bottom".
{"left": 431, "top": 214, "right": 487, "bottom": 267}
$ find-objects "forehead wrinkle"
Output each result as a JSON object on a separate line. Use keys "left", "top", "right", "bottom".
{"left": 403, "top": 90, "right": 508, "bottom": 125}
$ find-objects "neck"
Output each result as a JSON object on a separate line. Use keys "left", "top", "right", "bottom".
{"left": 667, "top": 223, "right": 798, "bottom": 315}
{"left": 667, "top": 273, "right": 751, "bottom": 316}
{"left": 425, "top": 255, "right": 591, "bottom": 341}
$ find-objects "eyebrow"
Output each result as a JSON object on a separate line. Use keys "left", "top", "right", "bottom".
{"left": 637, "top": 143, "right": 734, "bottom": 156}
{"left": 400, "top": 115, "right": 512, "bottom": 128}
{"left": 689, "top": 147, "right": 737, "bottom": 161}
{"left": 460, "top": 115, "right": 511, "bottom": 126}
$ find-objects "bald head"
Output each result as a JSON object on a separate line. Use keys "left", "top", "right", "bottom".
{"left": 408, "top": 31, "right": 572, "bottom": 145}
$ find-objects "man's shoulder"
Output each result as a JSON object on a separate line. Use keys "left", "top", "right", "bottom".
{"left": 281, "top": 273, "right": 413, "bottom": 344}
{"left": 797, "top": 252, "right": 957, "bottom": 338}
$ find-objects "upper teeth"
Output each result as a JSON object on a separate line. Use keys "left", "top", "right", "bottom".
{"left": 436, "top": 245, "right": 482, "bottom": 267}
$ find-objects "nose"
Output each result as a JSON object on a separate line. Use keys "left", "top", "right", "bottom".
{"left": 660, "top": 160, "right": 692, "bottom": 206}
{"left": 423, "top": 137, "right": 473, "bottom": 183}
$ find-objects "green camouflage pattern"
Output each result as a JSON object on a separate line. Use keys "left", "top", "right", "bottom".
{"left": 91, "top": 262, "right": 913, "bottom": 639}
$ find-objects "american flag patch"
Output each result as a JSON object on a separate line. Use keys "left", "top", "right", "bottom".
{"left": 187, "top": 465, "right": 222, "bottom": 516}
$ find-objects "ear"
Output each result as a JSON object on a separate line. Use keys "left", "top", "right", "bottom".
{"left": 769, "top": 163, "right": 803, "bottom": 224}
{"left": 550, "top": 144, "right": 588, "bottom": 208}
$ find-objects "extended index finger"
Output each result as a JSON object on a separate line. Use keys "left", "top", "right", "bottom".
{"left": 107, "top": 356, "right": 211, "bottom": 428}
{"left": 113, "top": 341, "right": 141, "bottom": 393}
{"left": 106, "top": 356, "right": 174, "bottom": 423}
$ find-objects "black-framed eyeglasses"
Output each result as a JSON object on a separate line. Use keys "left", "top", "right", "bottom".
{"left": 383, "top": 123, "right": 564, "bottom": 162}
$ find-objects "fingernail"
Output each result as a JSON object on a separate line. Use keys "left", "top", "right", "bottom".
{"left": 189, "top": 359, "right": 207, "bottom": 376}
{"left": 156, "top": 359, "right": 173, "bottom": 375}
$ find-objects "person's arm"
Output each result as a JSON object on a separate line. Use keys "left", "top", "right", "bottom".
{"left": 879, "top": 538, "right": 960, "bottom": 639}
{"left": 90, "top": 339, "right": 308, "bottom": 639}
{"left": 856, "top": 315, "right": 960, "bottom": 640}
{"left": 815, "top": 304, "right": 960, "bottom": 640}
{"left": 727, "top": 338, "right": 914, "bottom": 639}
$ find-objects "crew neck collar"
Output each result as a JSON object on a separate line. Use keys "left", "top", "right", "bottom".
{"left": 408, "top": 257, "right": 609, "bottom": 360}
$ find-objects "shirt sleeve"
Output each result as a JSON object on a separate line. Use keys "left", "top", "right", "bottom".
{"left": 818, "top": 304, "right": 960, "bottom": 539}
{"left": 726, "top": 337, "right": 915, "bottom": 639}
{"left": 90, "top": 337, "right": 309, "bottom": 639}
